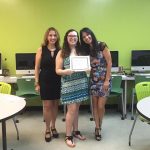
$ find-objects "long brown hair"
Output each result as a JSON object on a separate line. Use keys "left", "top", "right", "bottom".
{"left": 41, "top": 27, "right": 61, "bottom": 50}
{"left": 61, "top": 29, "right": 81, "bottom": 58}
{"left": 80, "top": 27, "right": 108, "bottom": 57}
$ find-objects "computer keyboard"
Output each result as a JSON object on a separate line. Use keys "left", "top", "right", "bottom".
{"left": 134, "top": 73, "right": 150, "bottom": 76}
{"left": 21, "top": 75, "right": 35, "bottom": 79}
{"left": 0, "top": 76, "right": 4, "bottom": 81}
{"left": 1, "top": 76, "right": 17, "bottom": 83}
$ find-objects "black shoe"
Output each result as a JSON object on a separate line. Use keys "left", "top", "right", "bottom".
{"left": 95, "top": 128, "right": 101, "bottom": 141}
{"left": 65, "top": 136, "right": 75, "bottom": 147}
{"left": 51, "top": 128, "right": 59, "bottom": 138}
{"left": 45, "top": 131, "right": 51, "bottom": 142}
{"left": 72, "top": 131, "right": 86, "bottom": 140}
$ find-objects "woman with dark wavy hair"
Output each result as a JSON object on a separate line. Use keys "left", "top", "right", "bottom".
{"left": 80, "top": 27, "right": 112, "bottom": 141}
{"left": 35, "top": 27, "right": 61, "bottom": 142}
{"left": 56, "top": 29, "right": 89, "bottom": 147}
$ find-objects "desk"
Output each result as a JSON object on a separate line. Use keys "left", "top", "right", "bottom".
{"left": 1, "top": 75, "right": 141, "bottom": 119}
{"left": 137, "top": 96, "right": 150, "bottom": 120}
{"left": 1, "top": 75, "right": 134, "bottom": 118}
{"left": 112, "top": 75, "right": 135, "bottom": 118}
{"left": 0, "top": 76, "right": 17, "bottom": 83}
{"left": 0, "top": 93, "right": 26, "bottom": 150}
{"left": 122, "top": 75, "right": 135, "bottom": 117}
{"left": 0, "top": 76, "right": 35, "bottom": 83}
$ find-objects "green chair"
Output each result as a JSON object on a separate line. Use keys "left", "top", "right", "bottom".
{"left": 16, "top": 78, "right": 40, "bottom": 120}
{"left": 16, "top": 78, "right": 39, "bottom": 97}
{"left": 0, "top": 82, "right": 19, "bottom": 140}
{"left": 110, "top": 75, "right": 125, "bottom": 119}
{"left": 131, "top": 75, "right": 150, "bottom": 120}
{"left": 89, "top": 75, "right": 124, "bottom": 121}
{"left": 129, "top": 81, "right": 150, "bottom": 146}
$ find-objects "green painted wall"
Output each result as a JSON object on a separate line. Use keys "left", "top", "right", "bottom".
{"left": 0, "top": 0, "right": 150, "bottom": 75}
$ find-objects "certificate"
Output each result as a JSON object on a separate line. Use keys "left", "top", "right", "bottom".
{"left": 70, "top": 56, "right": 90, "bottom": 71}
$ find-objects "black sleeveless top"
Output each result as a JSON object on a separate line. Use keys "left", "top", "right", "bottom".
{"left": 39, "top": 46, "right": 61, "bottom": 100}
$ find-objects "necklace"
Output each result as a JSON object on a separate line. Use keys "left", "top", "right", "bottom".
{"left": 47, "top": 45, "right": 56, "bottom": 51}
{"left": 48, "top": 48, "right": 56, "bottom": 57}
{"left": 50, "top": 48, "right": 56, "bottom": 52}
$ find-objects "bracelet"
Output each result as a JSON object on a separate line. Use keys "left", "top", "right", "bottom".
{"left": 34, "top": 81, "right": 39, "bottom": 86}
{"left": 34, "top": 84, "right": 39, "bottom": 87}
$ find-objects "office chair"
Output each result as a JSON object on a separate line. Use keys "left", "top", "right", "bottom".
{"left": 129, "top": 81, "right": 150, "bottom": 146}
{"left": 110, "top": 75, "right": 125, "bottom": 119}
{"left": 0, "top": 82, "right": 19, "bottom": 140}
{"left": 131, "top": 75, "right": 150, "bottom": 120}
{"left": 89, "top": 75, "right": 124, "bottom": 121}
{"left": 16, "top": 78, "right": 39, "bottom": 97}
{"left": 16, "top": 78, "right": 40, "bottom": 120}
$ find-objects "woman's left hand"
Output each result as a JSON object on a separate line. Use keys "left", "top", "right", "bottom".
{"left": 85, "top": 67, "right": 91, "bottom": 75}
{"left": 103, "top": 80, "right": 109, "bottom": 92}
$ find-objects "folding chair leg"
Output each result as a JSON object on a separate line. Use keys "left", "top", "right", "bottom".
{"left": 62, "top": 104, "right": 66, "bottom": 121}
{"left": 131, "top": 92, "right": 135, "bottom": 120}
{"left": 13, "top": 117, "right": 19, "bottom": 140}
{"left": 121, "top": 93, "right": 125, "bottom": 120}
{"left": 90, "top": 95, "right": 94, "bottom": 121}
{"left": 129, "top": 113, "right": 138, "bottom": 146}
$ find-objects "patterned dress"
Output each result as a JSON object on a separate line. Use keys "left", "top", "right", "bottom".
{"left": 90, "top": 49, "right": 112, "bottom": 97}
{"left": 61, "top": 57, "right": 89, "bottom": 104}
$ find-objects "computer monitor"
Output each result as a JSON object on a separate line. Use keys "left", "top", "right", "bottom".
{"left": 15, "top": 53, "right": 36, "bottom": 75}
{"left": 131, "top": 50, "right": 150, "bottom": 72}
{"left": 110, "top": 51, "right": 119, "bottom": 73}
{"left": 0, "top": 53, "right": 2, "bottom": 75}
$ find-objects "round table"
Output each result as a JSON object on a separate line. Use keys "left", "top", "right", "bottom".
{"left": 137, "top": 96, "right": 150, "bottom": 121}
{"left": 0, "top": 93, "right": 26, "bottom": 150}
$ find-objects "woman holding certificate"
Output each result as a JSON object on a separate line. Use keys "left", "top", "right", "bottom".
{"left": 56, "top": 29, "right": 89, "bottom": 147}
{"left": 80, "top": 27, "right": 112, "bottom": 141}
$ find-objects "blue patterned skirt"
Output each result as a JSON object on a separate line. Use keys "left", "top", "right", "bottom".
{"left": 61, "top": 72, "right": 89, "bottom": 104}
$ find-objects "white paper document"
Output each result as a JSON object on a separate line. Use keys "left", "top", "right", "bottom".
{"left": 70, "top": 56, "right": 90, "bottom": 71}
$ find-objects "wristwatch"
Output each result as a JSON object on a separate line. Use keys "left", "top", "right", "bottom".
{"left": 34, "top": 80, "right": 39, "bottom": 86}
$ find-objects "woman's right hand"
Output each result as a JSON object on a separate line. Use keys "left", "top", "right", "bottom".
{"left": 85, "top": 67, "right": 91, "bottom": 75}
{"left": 64, "top": 69, "right": 74, "bottom": 75}
{"left": 35, "top": 85, "right": 40, "bottom": 93}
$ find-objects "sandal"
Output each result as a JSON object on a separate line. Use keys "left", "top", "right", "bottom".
{"left": 65, "top": 136, "right": 75, "bottom": 148}
{"left": 51, "top": 128, "right": 59, "bottom": 138}
{"left": 45, "top": 130, "right": 51, "bottom": 142}
{"left": 95, "top": 128, "right": 101, "bottom": 141}
{"left": 73, "top": 131, "right": 86, "bottom": 140}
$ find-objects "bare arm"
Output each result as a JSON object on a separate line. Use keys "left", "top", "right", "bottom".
{"left": 103, "top": 47, "right": 112, "bottom": 90}
{"left": 56, "top": 50, "right": 74, "bottom": 76}
{"left": 34, "top": 47, "right": 42, "bottom": 88}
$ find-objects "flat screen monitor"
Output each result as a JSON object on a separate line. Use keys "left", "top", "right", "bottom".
{"left": 15, "top": 53, "right": 35, "bottom": 75}
{"left": 110, "top": 51, "right": 119, "bottom": 73}
{"left": 0, "top": 53, "right": 2, "bottom": 75}
{"left": 131, "top": 50, "right": 150, "bottom": 72}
